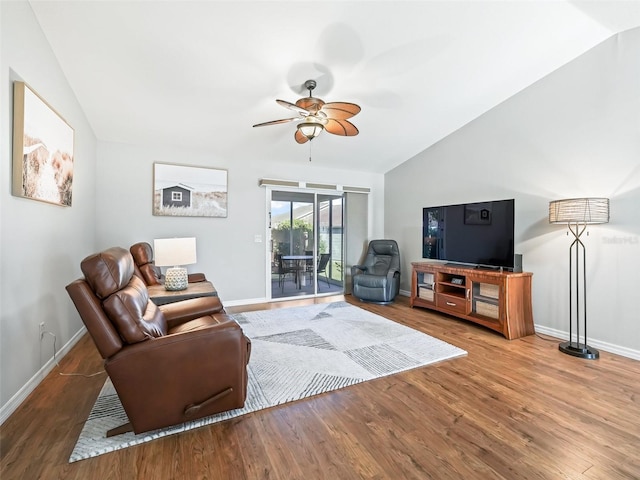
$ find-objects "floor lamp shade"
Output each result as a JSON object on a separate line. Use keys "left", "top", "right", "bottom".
{"left": 548, "top": 197, "right": 609, "bottom": 359}
{"left": 153, "top": 237, "right": 197, "bottom": 291}
{"left": 549, "top": 198, "right": 609, "bottom": 225}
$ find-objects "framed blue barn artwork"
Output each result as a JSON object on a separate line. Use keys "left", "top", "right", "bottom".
{"left": 153, "top": 163, "right": 228, "bottom": 217}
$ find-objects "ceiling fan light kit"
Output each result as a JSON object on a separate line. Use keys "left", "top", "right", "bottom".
{"left": 253, "top": 79, "right": 360, "bottom": 144}
{"left": 297, "top": 117, "right": 325, "bottom": 141}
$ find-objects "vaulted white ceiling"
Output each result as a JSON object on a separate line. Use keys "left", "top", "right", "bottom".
{"left": 29, "top": 1, "right": 640, "bottom": 174}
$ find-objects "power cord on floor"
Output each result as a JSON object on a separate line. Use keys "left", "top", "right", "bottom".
{"left": 42, "top": 331, "right": 105, "bottom": 378}
{"left": 535, "top": 332, "right": 561, "bottom": 343}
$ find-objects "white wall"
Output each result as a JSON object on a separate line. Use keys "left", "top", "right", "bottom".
{"left": 0, "top": 1, "right": 98, "bottom": 417}
{"left": 386, "top": 28, "right": 640, "bottom": 356}
{"left": 95, "top": 141, "right": 385, "bottom": 303}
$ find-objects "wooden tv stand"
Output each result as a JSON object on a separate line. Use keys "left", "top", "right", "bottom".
{"left": 410, "top": 262, "right": 534, "bottom": 339}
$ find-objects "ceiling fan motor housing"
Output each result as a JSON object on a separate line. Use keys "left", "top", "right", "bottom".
{"left": 304, "top": 79, "right": 317, "bottom": 92}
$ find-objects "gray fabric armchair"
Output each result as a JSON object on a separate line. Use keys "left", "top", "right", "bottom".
{"left": 351, "top": 239, "right": 401, "bottom": 304}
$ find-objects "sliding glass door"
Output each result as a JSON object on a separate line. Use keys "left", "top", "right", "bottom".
{"left": 269, "top": 190, "right": 344, "bottom": 299}
{"left": 316, "top": 194, "right": 343, "bottom": 294}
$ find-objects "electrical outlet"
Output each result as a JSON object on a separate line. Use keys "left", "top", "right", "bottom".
{"left": 39, "top": 322, "right": 45, "bottom": 340}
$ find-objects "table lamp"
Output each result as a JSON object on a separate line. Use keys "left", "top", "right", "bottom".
{"left": 549, "top": 197, "right": 609, "bottom": 359}
{"left": 153, "top": 237, "right": 197, "bottom": 291}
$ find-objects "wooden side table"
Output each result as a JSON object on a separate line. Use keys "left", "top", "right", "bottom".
{"left": 148, "top": 281, "right": 218, "bottom": 306}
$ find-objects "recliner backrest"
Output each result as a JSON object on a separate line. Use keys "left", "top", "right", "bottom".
{"left": 66, "top": 279, "right": 124, "bottom": 359}
{"left": 79, "top": 247, "right": 167, "bottom": 345}
{"left": 130, "top": 242, "right": 163, "bottom": 286}
{"left": 102, "top": 275, "right": 167, "bottom": 343}
{"left": 82, "top": 246, "right": 136, "bottom": 299}
{"left": 362, "top": 240, "right": 400, "bottom": 275}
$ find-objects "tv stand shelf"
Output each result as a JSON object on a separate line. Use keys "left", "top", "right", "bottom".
{"left": 410, "top": 262, "right": 534, "bottom": 340}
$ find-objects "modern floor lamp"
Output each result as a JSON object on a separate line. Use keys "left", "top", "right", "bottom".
{"left": 549, "top": 197, "right": 609, "bottom": 359}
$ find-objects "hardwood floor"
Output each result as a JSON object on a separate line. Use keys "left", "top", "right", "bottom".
{"left": 2, "top": 295, "right": 639, "bottom": 479}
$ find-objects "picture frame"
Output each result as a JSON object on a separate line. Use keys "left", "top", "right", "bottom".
{"left": 12, "top": 81, "right": 75, "bottom": 207}
{"left": 464, "top": 203, "right": 492, "bottom": 225}
{"left": 153, "top": 163, "right": 228, "bottom": 217}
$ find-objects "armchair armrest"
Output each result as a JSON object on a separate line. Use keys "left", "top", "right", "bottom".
{"left": 159, "top": 296, "right": 224, "bottom": 329}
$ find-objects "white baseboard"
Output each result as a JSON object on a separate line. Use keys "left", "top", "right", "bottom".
{"left": 225, "top": 292, "right": 346, "bottom": 308}
{"left": 0, "top": 326, "right": 87, "bottom": 426}
{"left": 401, "top": 290, "right": 639, "bottom": 361}
{"left": 224, "top": 297, "right": 267, "bottom": 307}
{"left": 534, "top": 325, "right": 640, "bottom": 361}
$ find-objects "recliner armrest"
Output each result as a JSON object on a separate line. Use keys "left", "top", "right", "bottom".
{"left": 187, "top": 272, "right": 207, "bottom": 283}
{"left": 351, "top": 264, "right": 367, "bottom": 276}
{"left": 159, "top": 296, "right": 225, "bottom": 329}
{"left": 110, "top": 316, "right": 245, "bottom": 361}
{"left": 387, "top": 269, "right": 400, "bottom": 282}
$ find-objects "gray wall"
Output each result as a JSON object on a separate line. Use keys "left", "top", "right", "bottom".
{"left": 2, "top": 0, "right": 637, "bottom": 423}
{"left": 1, "top": 1, "right": 98, "bottom": 416}
{"left": 94, "top": 141, "right": 384, "bottom": 303}
{"left": 385, "top": 28, "right": 640, "bottom": 356}
{"left": 0, "top": 0, "right": 385, "bottom": 420}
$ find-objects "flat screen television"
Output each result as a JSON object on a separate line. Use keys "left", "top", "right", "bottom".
{"left": 423, "top": 199, "right": 515, "bottom": 270}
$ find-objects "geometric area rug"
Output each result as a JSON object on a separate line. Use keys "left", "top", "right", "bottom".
{"left": 69, "top": 301, "right": 466, "bottom": 462}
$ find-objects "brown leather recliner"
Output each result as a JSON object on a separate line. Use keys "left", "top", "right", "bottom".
{"left": 129, "top": 241, "right": 207, "bottom": 286}
{"left": 66, "top": 246, "right": 251, "bottom": 436}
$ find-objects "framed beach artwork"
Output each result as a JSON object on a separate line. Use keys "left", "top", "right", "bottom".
{"left": 153, "top": 163, "right": 228, "bottom": 217}
{"left": 12, "top": 81, "right": 75, "bottom": 207}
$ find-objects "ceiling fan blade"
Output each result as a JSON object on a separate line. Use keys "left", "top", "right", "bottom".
{"left": 322, "top": 102, "right": 361, "bottom": 120}
{"left": 325, "top": 118, "right": 359, "bottom": 136}
{"left": 253, "top": 117, "right": 299, "bottom": 128}
{"left": 294, "top": 129, "right": 310, "bottom": 144}
{"left": 276, "top": 99, "right": 310, "bottom": 115}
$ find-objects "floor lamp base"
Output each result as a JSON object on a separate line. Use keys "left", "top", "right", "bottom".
{"left": 559, "top": 341, "right": 599, "bottom": 360}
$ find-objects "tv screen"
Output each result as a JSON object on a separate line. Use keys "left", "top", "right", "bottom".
{"left": 423, "top": 199, "right": 515, "bottom": 269}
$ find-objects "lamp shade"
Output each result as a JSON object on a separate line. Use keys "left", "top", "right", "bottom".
{"left": 297, "top": 118, "right": 324, "bottom": 140}
{"left": 549, "top": 198, "right": 609, "bottom": 225}
{"left": 153, "top": 237, "right": 197, "bottom": 266}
